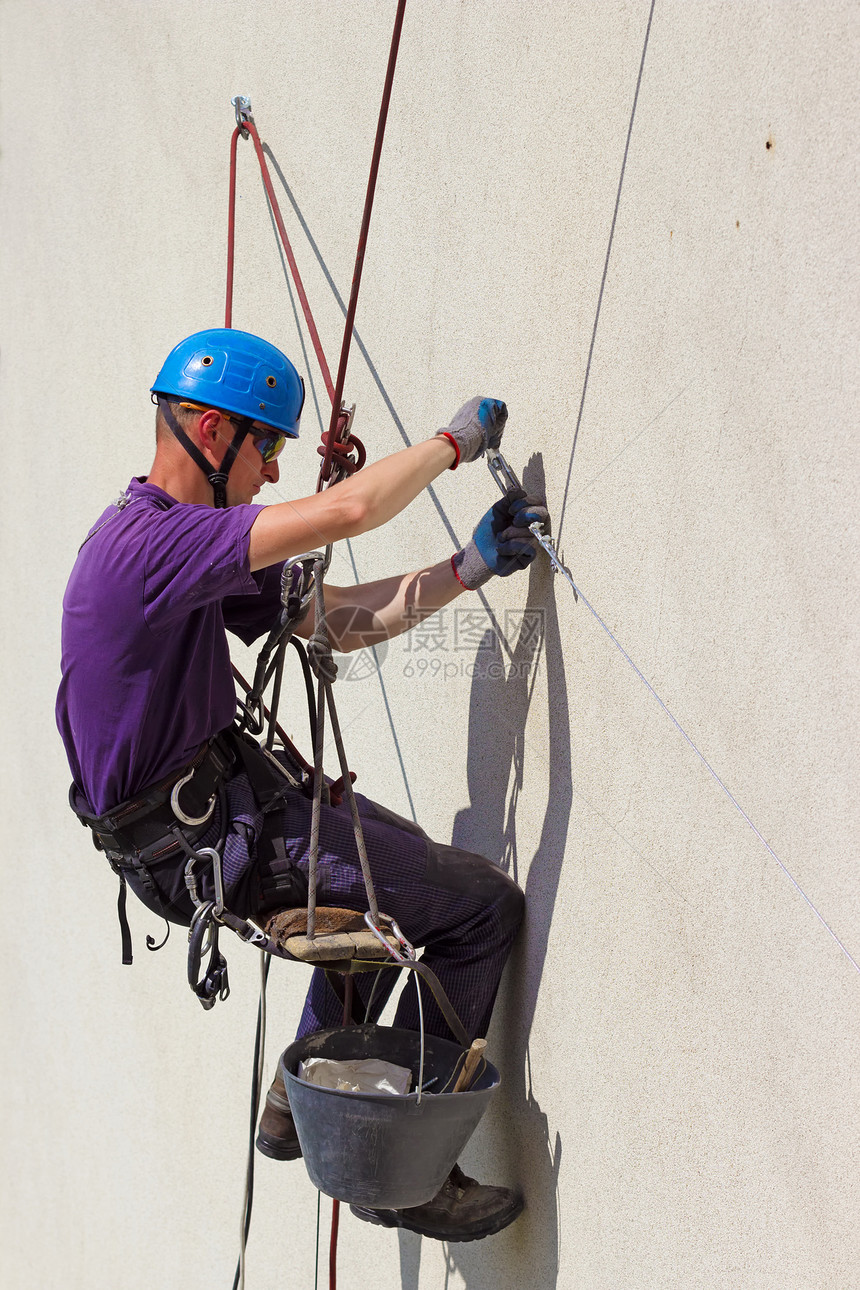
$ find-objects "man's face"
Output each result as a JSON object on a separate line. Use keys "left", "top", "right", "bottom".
{"left": 224, "top": 428, "right": 282, "bottom": 504}
{"left": 204, "top": 412, "right": 286, "bottom": 505}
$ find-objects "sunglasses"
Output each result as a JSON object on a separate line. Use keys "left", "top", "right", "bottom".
{"left": 249, "top": 428, "right": 287, "bottom": 464}
{"left": 179, "top": 402, "right": 288, "bottom": 464}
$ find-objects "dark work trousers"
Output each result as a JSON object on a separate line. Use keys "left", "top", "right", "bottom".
{"left": 209, "top": 768, "right": 525, "bottom": 1044}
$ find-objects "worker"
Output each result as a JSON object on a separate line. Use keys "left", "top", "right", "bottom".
{"left": 57, "top": 328, "right": 548, "bottom": 1242}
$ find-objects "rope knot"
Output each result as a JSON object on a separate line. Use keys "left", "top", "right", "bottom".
{"left": 317, "top": 428, "right": 367, "bottom": 482}
{"left": 308, "top": 631, "right": 338, "bottom": 684}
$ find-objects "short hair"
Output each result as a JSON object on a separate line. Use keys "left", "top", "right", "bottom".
{"left": 154, "top": 398, "right": 203, "bottom": 443}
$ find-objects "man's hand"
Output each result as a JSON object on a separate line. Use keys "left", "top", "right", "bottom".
{"left": 452, "top": 491, "right": 550, "bottom": 590}
{"left": 435, "top": 397, "right": 508, "bottom": 465}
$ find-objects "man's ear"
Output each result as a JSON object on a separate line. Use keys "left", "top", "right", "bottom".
{"left": 196, "top": 409, "right": 226, "bottom": 457}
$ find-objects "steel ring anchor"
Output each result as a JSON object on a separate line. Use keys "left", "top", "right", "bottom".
{"left": 171, "top": 770, "right": 217, "bottom": 827}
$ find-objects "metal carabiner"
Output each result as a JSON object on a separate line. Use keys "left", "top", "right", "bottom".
{"left": 190, "top": 846, "right": 226, "bottom": 916}
{"left": 171, "top": 770, "right": 216, "bottom": 827}
{"left": 281, "top": 550, "right": 326, "bottom": 617}
{"left": 386, "top": 916, "right": 416, "bottom": 961}
{"left": 184, "top": 856, "right": 204, "bottom": 910}
{"left": 183, "top": 846, "right": 226, "bottom": 916}
{"left": 236, "top": 695, "right": 264, "bottom": 735}
{"left": 189, "top": 899, "right": 215, "bottom": 953}
{"left": 363, "top": 911, "right": 416, "bottom": 964}
{"left": 187, "top": 903, "right": 230, "bottom": 1009}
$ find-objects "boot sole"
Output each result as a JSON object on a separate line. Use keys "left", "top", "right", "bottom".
{"left": 349, "top": 1195, "right": 523, "bottom": 1243}
{"left": 255, "top": 1130, "right": 303, "bottom": 1162}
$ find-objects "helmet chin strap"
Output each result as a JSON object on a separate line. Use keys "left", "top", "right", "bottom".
{"left": 157, "top": 397, "right": 252, "bottom": 508}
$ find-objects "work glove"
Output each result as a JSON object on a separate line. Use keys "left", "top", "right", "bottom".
{"left": 452, "top": 491, "right": 550, "bottom": 590}
{"left": 435, "top": 396, "right": 508, "bottom": 465}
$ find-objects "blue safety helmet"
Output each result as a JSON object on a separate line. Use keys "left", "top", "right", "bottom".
{"left": 151, "top": 328, "right": 304, "bottom": 507}
{"left": 151, "top": 328, "right": 304, "bottom": 437}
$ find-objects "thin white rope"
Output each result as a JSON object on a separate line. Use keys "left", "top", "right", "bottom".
{"left": 567, "top": 578, "right": 860, "bottom": 975}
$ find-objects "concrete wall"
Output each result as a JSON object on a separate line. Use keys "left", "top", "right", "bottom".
{"left": 2, "top": 2, "right": 857, "bottom": 1287}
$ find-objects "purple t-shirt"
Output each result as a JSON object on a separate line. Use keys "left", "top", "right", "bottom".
{"left": 56, "top": 477, "right": 283, "bottom": 814}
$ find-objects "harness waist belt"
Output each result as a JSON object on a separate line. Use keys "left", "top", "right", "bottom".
{"left": 70, "top": 733, "right": 235, "bottom": 859}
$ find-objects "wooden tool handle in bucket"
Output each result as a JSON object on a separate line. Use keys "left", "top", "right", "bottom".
{"left": 453, "top": 1038, "right": 487, "bottom": 1093}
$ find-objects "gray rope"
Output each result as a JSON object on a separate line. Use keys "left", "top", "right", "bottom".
{"left": 306, "top": 560, "right": 380, "bottom": 933}
{"left": 306, "top": 563, "right": 329, "bottom": 940}
{"left": 307, "top": 629, "right": 338, "bottom": 684}
{"left": 324, "top": 679, "right": 380, "bottom": 926}
{"left": 568, "top": 576, "right": 860, "bottom": 976}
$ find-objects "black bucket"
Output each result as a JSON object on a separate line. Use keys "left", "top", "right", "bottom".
{"left": 280, "top": 1024, "right": 499, "bottom": 1209}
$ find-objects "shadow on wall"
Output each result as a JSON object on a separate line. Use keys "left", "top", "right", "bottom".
{"left": 439, "top": 18, "right": 656, "bottom": 1277}
{"left": 393, "top": 459, "right": 571, "bottom": 1290}
{"left": 445, "top": 455, "right": 572, "bottom": 1290}
{"left": 258, "top": 159, "right": 572, "bottom": 1286}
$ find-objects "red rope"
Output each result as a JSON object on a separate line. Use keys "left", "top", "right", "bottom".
{"left": 329, "top": 1200, "right": 340, "bottom": 1290}
{"left": 226, "top": 122, "right": 335, "bottom": 403}
{"left": 225, "top": 0, "right": 405, "bottom": 490}
{"left": 320, "top": 0, "right": 408, "bottom": 488}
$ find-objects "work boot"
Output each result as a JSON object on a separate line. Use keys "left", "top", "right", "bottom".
{"left": 255, "top": 1069, "right": 302, "bottom": 1161}
{"left": 350, "top": 1164, "right": 523, "bottom": 1242}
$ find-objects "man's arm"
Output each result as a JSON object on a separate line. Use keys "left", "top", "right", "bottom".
{"left": 293, "top": 560, "right": 466, "bottom": 653}
{"left": 248, "top": 439, "right": 456, "bottom": 572}
{"left": 247, "top": 396, "right": 510, "bottom": 573}
{"left": 291, "top": 491, "right": 552, "bottom": 654}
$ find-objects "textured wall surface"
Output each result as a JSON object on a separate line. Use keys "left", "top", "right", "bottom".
{"left": 2, "top": 2, "right": 858, "bottom": 1288}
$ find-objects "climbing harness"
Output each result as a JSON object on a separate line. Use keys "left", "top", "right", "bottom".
{"left": 70, "top": 732, "right": 237, "bottom": 962}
